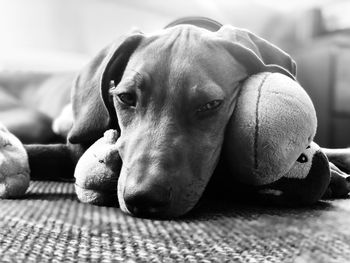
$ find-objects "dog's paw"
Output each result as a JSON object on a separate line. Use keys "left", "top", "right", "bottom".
{"left": 52, "top": 103, "right": 73, "bottom": 138}
{"left": 322, "top": 162, "right": 350, "bottom": 199}
{"left": 0, "top": 123, "right": 30, "bottom": 198}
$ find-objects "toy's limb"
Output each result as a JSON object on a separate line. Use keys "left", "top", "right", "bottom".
{"left": 255, "top": 155, "right": 350, "bottom": 205}
{"left": 319, "top": 148, "right": 350, "bottom": 198}
{"left": 74, "top": 130, "right": 121, "bottom": 206}
{"left": 0, "top": 125, "right": 30, "bottom": 198}
{"left": 323, "top": 148, "right": 350, "bottom": 174}
{"left": 257, "top": 148, "right": 331, "bottom": 206}
{"left": 75, "top": 156, "right": 120, "bottom": 206}
{"left": 323, "top": 162, "right": 350, "bottom": 199}
{"left": 75, "top": 184, "right": 118, "bottom": 206}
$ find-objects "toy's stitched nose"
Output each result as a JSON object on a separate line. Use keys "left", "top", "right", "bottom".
{"left": 123, "top": 184, "right": 171, "bottom": 218}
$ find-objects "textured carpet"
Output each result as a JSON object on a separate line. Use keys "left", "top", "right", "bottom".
{"left": 0, "top": 181, "right": 350, "bottom": 262}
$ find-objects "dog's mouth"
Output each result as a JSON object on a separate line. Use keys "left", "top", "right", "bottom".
{"left": 120, "top": 191, "right": 203, "bottom": 219}
{"left": 116, "top": 164, "right": 211, "bottom": 219}
{"left": 122, "top": 187, "right": 173, "bottom": 219}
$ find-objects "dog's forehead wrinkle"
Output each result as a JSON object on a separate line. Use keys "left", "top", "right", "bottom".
{"left": 135, "top": 27, "right": 246, "bottom": 90}
{"left": 138, "top": 27, "right": 207, "bottom": 69}
{"left": 130, "top": 35, "right": 223, "bottom": 93}
{"left": 148, "top": 25, "right": 202, "bottom": 51}
{"left": 190, "top": 83, "right": 225, "bottom": 99}
{"left": 119, "top": 69, "right": 144, "bottom": 90}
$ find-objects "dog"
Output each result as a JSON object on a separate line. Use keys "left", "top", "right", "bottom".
{"left": 1, "top": 20, "right": 350, "bottom": 218}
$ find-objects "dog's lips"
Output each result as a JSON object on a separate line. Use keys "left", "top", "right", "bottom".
{"left": 116, "top": 164, "right": 211, "bottom": 218}
{"left": 119, "top": 192, "right": 196, "bottom": 219}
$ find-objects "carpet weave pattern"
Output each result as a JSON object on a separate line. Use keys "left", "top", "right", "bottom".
{"left": 0, "top": 181, "right": 350, "bottom": 262}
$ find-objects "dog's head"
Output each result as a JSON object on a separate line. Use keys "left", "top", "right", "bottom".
{"left": 68, "top": 24, "right": 296, "bottom": 218}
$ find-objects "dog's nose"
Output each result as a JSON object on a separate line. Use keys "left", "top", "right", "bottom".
{"left": 123, "top": 184, "right": 171, "bottom": 218}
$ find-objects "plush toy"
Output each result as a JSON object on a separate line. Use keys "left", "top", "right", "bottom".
{"left": 0, "top": 122, "right": 30, "bottom": 198}
{"left": 224, "top": 72, "right": 331, "bottom": 205}
{"left": 74, "top": 129, "right": 122, "bottom": 205}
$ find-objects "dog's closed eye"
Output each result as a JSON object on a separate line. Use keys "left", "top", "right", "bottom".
{"left": 109, "top": 79, "right": 138, "bottom": 107}
{"left": 117, "top": 93, "right": 137, "bottom": 107}
{"left": 196, "top": 99, "right": 223, "bottom": 113}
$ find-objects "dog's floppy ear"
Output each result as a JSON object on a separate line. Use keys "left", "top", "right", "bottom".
{"left": 68, "top": 32, "right": 144, "bottom": 144}
{"left": 215, "top": 25, "right": 296, "bottom": 79}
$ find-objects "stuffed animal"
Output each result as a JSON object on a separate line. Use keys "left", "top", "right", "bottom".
{"left": 74, "top": 129, "right": 122, "bottom": 205}
{"left": 224, "top": 72, "right": 331, "bottom": 205}
{"left": 0, "top": 122, "right": 30, "bottom": 198}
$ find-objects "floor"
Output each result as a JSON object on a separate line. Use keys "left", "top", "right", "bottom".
{"left": 0, "top": 181, "right": 350, "bottom": 262}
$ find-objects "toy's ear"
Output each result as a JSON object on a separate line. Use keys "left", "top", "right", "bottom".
{"left": 215, "top": 25, "right": 296, "bottom": 79}
{"left": 68, "top": 32, "right": 144, "bottom": 144}
{"left": 258, "top": 142, "right": 331, "bottom": 205}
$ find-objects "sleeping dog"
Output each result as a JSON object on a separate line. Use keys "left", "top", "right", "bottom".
{"left": 1, "top": 19, "right": 350, "bottom": 218}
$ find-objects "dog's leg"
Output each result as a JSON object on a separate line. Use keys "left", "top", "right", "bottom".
{"left": 24, "top": 143, "right": 86, "bottom": 181}
{"left": 0, "top": 108, "right": 58, "bottom": 144}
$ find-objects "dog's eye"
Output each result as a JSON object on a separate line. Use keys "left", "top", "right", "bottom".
{"left": 197, "top": 100, "right": 222, "bottom": 113}
{"left": 297, "top": 153, "right": 308, "bottom": 163}
{"left": 117, "top": 93, "right": 136, "bottom": 107}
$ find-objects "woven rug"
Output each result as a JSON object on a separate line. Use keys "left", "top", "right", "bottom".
{"left": 0, "top": 181, "right": 350, "bottom": 262}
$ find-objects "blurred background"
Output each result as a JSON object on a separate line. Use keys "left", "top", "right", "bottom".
{"left": 0, "top": 0, "right": 350, "bottom": 147}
